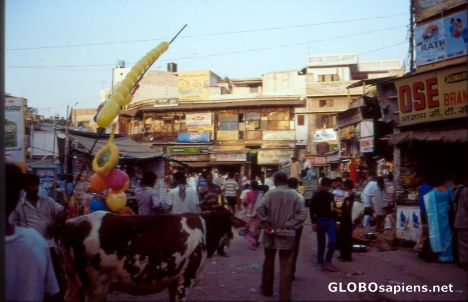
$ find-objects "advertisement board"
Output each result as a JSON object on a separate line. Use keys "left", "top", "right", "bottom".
{"left": 262, "top": 131, "right": 296, "bottom": 141}
{"left": 5, "top": 97, "right": 26, "bottom": 164}
{"left": 176, "top": 132, "right": 210, "bottom": 143}
{"left": 178, "top": 71, "right": 214, "bottom": 100}
{"left": 34, "top": 168, "right": 57, "bottom": 199}
{"left": 305, "top": 155, "right": 328, "bottom": 166}
{"left": 168, "top": 146, "right": 208, "bottom": 155}
{"left": 257, "top": 149, "right": 294, "bottom": 165}
{"left": 186, "top": 112, "right": 212, "bottom": 127}
{"left": 396, "top": 65, "right": 467, "bottom": 126}
{"left": 153, "top": 98, "right": 179, "bottom": 107}
{"left": 312, "top": 128, "right": 337, "bottom": 142}
{"left": 359, "top": 137, "right": 374, "bottom": 153}
{"left": 415, "top": 11, "right": 467, "bottom": 66}
{"left": 396, "top": 206, "right": 422, "bottom": 242}
{"left": 171, "top": 154, "right": 210, "bottom": 162}
{"left": 217, "top": 131, "right": 239, "bottom": 141}
{"left": 210, "top": 152, "right": 246, "bottom": 162}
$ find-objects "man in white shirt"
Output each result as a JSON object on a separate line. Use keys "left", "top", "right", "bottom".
{"left": 5, "top": 163, "right": 59, "bottom": 301}
{"left": 265, "top": 171, "right": 276, "bottom": 191}
{"left": 165, "top": 172, "right": 201, "bottom": 214}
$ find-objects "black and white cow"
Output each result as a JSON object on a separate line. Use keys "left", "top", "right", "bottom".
{"left": 56, "top": 207, "right": 245, "bottom": 301}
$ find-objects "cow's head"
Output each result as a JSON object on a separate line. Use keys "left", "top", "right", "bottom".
{"left": 201, "top": 206, "right": 246, "bottom": 257}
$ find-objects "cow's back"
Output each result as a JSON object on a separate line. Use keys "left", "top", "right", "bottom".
{"left": 58, "top": 211, "right": 207, "bottom": 297}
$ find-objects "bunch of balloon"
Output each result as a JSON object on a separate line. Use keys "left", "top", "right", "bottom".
{"left": 89, "top": 124, "right": 132, "bottom": 214}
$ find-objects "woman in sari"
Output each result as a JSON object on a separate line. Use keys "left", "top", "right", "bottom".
{"left": 424, "top": 176, "right": 455, "bottom": 263}
{"left": 242, "top": 180, "right": 265, "bottom": 250}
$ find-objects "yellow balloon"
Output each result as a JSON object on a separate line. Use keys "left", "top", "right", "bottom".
{"left": 116, "top": 85, "right": 129, "bottom": 98}
{"left": 92, "top": 142, "right": 119, "bottom": 175}
{"left": 156, "top": 41, "right": 169, "bottom": 53}
{"left": 121, "top": 94, "right": 133, "bottom": 106}
{"left": 120, "top": 78, "right": 134, "bottom": 91}
{"left": 96, "top": 100, "right": 120, "bottom": 128}
{"left": 111, "top": 93, "right": 125, "bottom": 106}
{"left": 106, "top": 190, "right": 127, "bottom": 212}
{"left": 126, "top": 70, "right": 139, "bottom": 83}
{"left": 131, "top": 64, "right": 144, "bottom": 76}
{"left": 142, "top": 56, "right": 152, "bottom": 68}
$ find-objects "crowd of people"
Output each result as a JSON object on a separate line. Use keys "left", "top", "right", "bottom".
{"left": 5, "top": 157, "right": 468, "bottom": 301}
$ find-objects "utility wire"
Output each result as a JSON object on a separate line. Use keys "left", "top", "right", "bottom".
{"left": 7, "top": 25, "right": 407, "bottom": 70}
{"left": 7, "top": 13, "right": 408, "bottom": 51}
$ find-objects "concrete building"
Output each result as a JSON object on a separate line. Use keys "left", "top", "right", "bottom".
{"left": 300, "top": 53, "right": 403, "bottom": 166}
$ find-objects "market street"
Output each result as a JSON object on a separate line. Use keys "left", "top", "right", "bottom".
{"left": 109, "top": 218, "right": 467, "bottom": 301}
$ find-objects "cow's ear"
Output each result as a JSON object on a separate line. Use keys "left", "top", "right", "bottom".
{"left": 231, "top": 216, "right": 247, "bottom": 228}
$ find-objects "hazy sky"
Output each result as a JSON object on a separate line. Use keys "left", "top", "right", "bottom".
{"left": 6, "top": 0, "right": 410, "bottom": 116}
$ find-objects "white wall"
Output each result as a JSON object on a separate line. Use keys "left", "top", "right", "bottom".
{"left": 263, "top": 70, "right": 306, "bottom": 96}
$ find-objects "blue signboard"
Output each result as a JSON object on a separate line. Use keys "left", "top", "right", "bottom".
{"left": 176, "top": 132, "right": 210, "bottom": 143}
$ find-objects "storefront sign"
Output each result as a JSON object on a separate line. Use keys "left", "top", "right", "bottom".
{"left": 245, "top": 130, "right": 262, "bottom": 140}
{"left": 176, "top": 132, "right": 210, "bottom": 143}
{"left": 171, "top": 154, "right": 210, "bottom": 162}
{"left": 360, "top": 120, "right": 374, "bottom": 138}
{"left": 4, "top": 97, "right": 26, "bottom": 164}
{"left": 262, "top": 131, "right": 296, "bottom": 141}
{"left": 168, "top": 146, "right": 208, "bottom": 155}
{"left": 359, "top": 137, "right": 374, "bottom": 153}
{"left": 153, "top": 98, "right": 179, "bottom": 107}
{"left": 178, "top": 71, "right": 214, "bottom": 100}
{"left": 396, "top": 206, "right": 422, "bottom": 242}
{"left": 305, "top": 155, "right": 328, "bottom": 166}
{"left": 312, "top": 128, "right": 337, "bottom": 142}
{"left": 396, "top": 66, "right": 467, "bottom": 126}
{"left": 415, "top": 11, "right": 467, "bottom": 66}
{"left": 257, "top": 149, "right": 294, "bottom": 165}
{"left": 414, "top": 0, "right": 466, "bottom": 22}
{"left": 186, "top": 112, "right": 212, "bottom": 127}
{"left": 217, "top": 131, "right": 239, "bottom": 141}
{"left": 210, "top": 152, "right": 246, "bottom": 162}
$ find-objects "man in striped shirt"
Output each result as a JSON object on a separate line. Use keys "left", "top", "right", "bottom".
{"left": 223, "top": 172, "right": 240, "bottom": 215}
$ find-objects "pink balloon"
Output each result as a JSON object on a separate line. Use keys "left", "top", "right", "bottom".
{"left": 105, "top": 169, "right": 129, "bottom": 190}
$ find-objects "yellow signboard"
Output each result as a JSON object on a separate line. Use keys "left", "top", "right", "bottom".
{"left": 396, "top": 66, "right": 467, "bottom": 126}
{"left": 178, "top": 71, "right": 213, "bottom": 100}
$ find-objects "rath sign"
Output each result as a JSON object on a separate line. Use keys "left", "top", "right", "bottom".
{"left": 396, "top": 66, "right": 467, "bottom": 126}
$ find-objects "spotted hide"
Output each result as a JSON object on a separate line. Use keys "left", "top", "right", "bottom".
{"left": 56, "top": 207, "right": 245, "bottom": 302}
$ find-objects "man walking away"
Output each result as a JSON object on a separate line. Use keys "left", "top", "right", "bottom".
{"left": 223, "top": 172, "right": 240, "bottom": 215}
{"left": 288, "top": 177, "right": 306, "bottom": 280}
{"left": 310, "top": 177, "right": 338, "bottom": 271}
{"left": 258, "top": 172, "right": 307, "bottom": 301}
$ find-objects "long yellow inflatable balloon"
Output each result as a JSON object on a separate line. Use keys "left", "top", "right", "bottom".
{"left": 95, "top": 41, "right": 169, "bottom": 128}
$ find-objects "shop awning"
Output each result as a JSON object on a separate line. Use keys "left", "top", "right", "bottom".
{"left": 388, "top": 129, "right": 468, "bottom": 145}
{"left": 64, "top": 132, "right": 164, "bottom": 160}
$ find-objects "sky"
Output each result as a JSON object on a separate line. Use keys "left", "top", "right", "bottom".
{"left": 6, "top": 0, "right": 410, "bottom": 117}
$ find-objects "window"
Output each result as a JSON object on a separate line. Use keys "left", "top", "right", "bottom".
{"left": 249, "top": 86, "right": 259, "bottom": 93}
{"left": 219, "top": 114, "right": 238, "bottom": 130}
{"left": 267, "top": 111, "right": 289, "bottom": 121}
{"left": 297, "top": 114, "right": 305, "bottom": 126}
{"left": 245, "top": 112, "right": 261, "bottom": 121}
{"left": 319, "top": 99, "right": 334, "bottom": 107}
{"left": 318, "top": 74, "right": 338, "bottom": 82}
{"left": 268, "top": 120, "right": 290, "bottom": 130}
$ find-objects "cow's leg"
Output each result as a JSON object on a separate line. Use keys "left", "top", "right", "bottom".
{"left": 168, "top": 282, "right": 178, "bottom": 302}
{"left": 84, "top": 273, "right": 111, "bottom": 302}
{"left": 64, "top": 275, "right": 84, "bottom": 302}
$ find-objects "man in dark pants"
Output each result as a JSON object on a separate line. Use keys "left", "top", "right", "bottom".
{"left": 258, "top": 172, "right": 307, "bottom": 301}
{"left": 310, "top": 177, "right": 337, "bottom": 271}
{"left": 288, "top": 177, "right": 305, "bottom": 280}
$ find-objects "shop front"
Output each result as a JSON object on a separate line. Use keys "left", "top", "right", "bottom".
{"left": 167, "top": 145, "right": 211, "bottom": 172}
{"left": 390, "top": 64, "right": 467, "bottom": 242}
